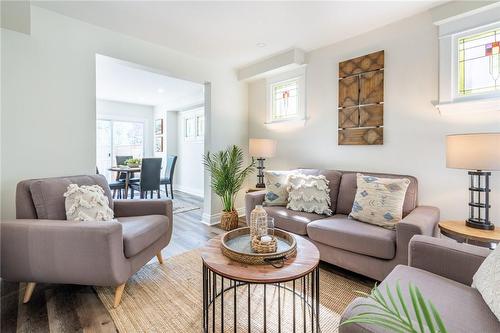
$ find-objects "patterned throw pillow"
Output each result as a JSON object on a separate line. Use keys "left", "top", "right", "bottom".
{"left": 64, "top": 184, "right": 114, "bottom": 221}
{"left": 349, "top": 173, "right": 410, "bottom": 229}
{"left": 264, "top": 171, "right": 295, "bottom": 206}
{"left": 472, "top": 246, "right": 500, "bottom": 321}
{"left": 286, "top": 174, "right": 332, "bottom": 215}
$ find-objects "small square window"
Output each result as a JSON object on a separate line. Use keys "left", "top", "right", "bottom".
{"left": 271, "top": 78, "right": 299, "bottom": 121}
{"left": 266, "top": 67, "right": 306, "bottom": 124}
{"left": 457, "top": 27, "right": 500, "bottom": 96}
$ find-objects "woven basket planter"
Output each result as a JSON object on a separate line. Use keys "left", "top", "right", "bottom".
{"left": 220, "top": 210, "right": 239, "bottom": 231}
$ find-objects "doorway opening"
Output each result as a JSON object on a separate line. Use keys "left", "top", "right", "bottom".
{"left": 95, "top": 54, "right": 206, "bottom": 213}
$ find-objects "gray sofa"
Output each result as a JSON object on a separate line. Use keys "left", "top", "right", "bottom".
{"left": 245, "top": 169, "right": 440, "bottom": 281}
{"left": 340, "top": 235, "right": 499, "bottom": 333}
{"left": 1, "top": 175, "right": 173, "bottom": 307}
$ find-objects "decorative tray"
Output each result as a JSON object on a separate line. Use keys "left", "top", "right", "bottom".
{"left": 220, "top": 227, "right": 297, "bottom": 265}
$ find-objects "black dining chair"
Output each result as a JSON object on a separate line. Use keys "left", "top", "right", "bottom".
{"left": 130, "top": 158, "right": 162, "bottom": 199}
{"left": 115, "top": 155, "right": 133, "bottom": 182}
{"left": 96, "top": 166, "right": 125, "bottom": 199}
{"left": 160, "top": 155, "right": 178, "bottom": 199}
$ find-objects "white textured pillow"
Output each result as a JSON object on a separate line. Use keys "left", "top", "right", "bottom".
{"left": 472, "top": 247, "right": 500, "bottom": 321}
{"left": 64, "top": 184, "right": 114, "bottom": 221}
{"left": 286, "top": 174, "right": 332, "bottom": 215}
{"left": 349, "top": 173, "right": 410, "bottom": 229}
{"left": 264, "top": 171, "right": 296, "bottom": 206}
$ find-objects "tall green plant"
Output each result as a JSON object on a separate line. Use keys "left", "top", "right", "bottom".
{"left": 341, "top": 282, "right": 447, "bottom": 333}
{"left": 203, "top": 145, "right": 255, "bottom": 212}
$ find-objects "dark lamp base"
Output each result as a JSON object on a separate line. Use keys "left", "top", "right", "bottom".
{"left": 255, "top": 183, "right": 266, "bottom": 189}
{"left": 466, "top": 219, "right": 495, "bottom": 230}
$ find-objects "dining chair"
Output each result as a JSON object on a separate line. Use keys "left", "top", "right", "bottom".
{"left": 115, "top": 155, "right": 133, "bottom": 182}
{"left": 160, "top": 155, "right": 178, "bottom": 199}
{"left": 130, "top": 158, "right": 162, "bottom": 199}
{"left": 96, "top": 166, "right": 125, "bottom": 199}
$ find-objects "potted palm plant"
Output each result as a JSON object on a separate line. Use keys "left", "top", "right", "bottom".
{"left": 204, "top": 145, "right": 255, "bottom": 230}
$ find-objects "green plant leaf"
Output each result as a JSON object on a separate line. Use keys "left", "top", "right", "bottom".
{"left": 414, "top": 283, "right": 436, "bottom": 333}
{"left": 409, "top": 284, "right": 425, "bottom": 333}
{"left": 386, "top": 283, "right": 401, "bottom": 317}
{"left": 429, "top": 301, "right": 447, "bottom": 333}
{"left": 396, "top": 282, "right": 413, "bottom": 328}
{"left": 341, "top": 316, "right": 409, "bottom": 333}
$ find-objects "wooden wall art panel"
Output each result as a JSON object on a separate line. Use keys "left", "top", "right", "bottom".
{"left": 338, "top": 127, "right": 383, "bottom": 145}
{"left": 338, "top": 50, "right": 384, "bottom": 145}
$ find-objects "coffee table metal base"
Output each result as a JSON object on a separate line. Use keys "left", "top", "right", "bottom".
{"left": 202, "top": 262, "right": 320, "bottom": 333}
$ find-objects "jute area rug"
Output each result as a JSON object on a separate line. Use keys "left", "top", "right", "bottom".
{"left": 95, "top": 250, "right": 371, "bottom": 333}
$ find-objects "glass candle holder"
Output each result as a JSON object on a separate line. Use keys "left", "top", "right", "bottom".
{"left": 267, "top": 217, "right": 275, "bottom": 238}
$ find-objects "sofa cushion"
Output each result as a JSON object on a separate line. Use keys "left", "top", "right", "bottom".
{"left": 349, "top": 173, "right": 410, "bottom": 230}
{"left": 264, "top": 170, "right": 296, "bottom": 206}
{"left": 336, "top": 172, "right": 418, "bottom": 217}
{"left": 296, "top": 169, "right": 342, "bottom": 213}
{"left": 264, "top": 206, "right": 326, "bottom": 235}
{"left": 287, "top": 174, "right": 332, "bottom": 215}
{"left": 29, "top": 175, "right": 113, "bottom": 220}
{"left": 119, "top": 215, "right": 169, "bottom": 258}
{"left": 472, "top": 245, "right": 500, "bottom": 321}
{"left": 341, "top": 265, "right": 500, "bottom": 333}
{"left": 307, "top": 214, "right": 396, "bottom": 259}
{"left": 64, "top": 184, "right": 114, "bottom": 221}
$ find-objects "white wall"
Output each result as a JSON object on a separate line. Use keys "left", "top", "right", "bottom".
{"left": 1, "top": 6, "right": 248, "bottom": 219}
{"left": 97, "top": 99, "right": 154, "bottom": 158}
{"left": 248, "top": 12, "right": 500, "bottom": 224}
{"left": 176, "top": 108, "right": 204, "bottom": 197}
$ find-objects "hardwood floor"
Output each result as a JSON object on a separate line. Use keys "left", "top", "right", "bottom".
{"left": 1, "top": 191, "right": 373, "bottom": 332}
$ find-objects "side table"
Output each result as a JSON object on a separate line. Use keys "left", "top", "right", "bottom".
{"left": 438, "top": 220, "right": 500, "bottom": 249}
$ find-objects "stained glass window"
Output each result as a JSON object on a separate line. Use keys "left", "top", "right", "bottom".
{"left": 458, "top": 27, "right": 500, "bottom": 96}
{"left": 271, "top": 78, "right": 298, "bottom": 121}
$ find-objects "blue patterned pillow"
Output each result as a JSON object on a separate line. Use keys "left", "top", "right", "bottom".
{"left": 349, "top": 173, "right": 410, "bottom": 229}
{"left": 264, "top": 171, "right": 296, "bottom": 206}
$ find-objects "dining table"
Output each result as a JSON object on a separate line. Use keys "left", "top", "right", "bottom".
{"left": 108, "top": 166, "right": 141, "bottom": 198}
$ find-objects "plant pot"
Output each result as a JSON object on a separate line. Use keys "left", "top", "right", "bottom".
{"left": 220, "top": 210, "right": 239, "bottom": 231}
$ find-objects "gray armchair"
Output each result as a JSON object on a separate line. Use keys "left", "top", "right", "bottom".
{"left": 340, "top": 235, "right": 498, "bottom": 333}
{"left": 0, "top": 175, "right": 173, "bottom": 307}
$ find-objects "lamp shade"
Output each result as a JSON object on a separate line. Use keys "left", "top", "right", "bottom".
{"left": 249, "top": 138, "right": 277, "bottom": 158}
{"left": 446, "top": 133, "right": 500, "bottom": 171}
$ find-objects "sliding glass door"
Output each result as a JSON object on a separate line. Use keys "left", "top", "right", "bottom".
{"left": 96, "top": 119, "right": 145, "bottom": 180}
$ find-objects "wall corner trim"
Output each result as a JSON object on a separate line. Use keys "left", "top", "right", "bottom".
{"left": 237, "top": 48, "right": 306, "bottom": 82}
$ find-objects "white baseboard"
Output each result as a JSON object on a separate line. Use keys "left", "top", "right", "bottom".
{"left": 175, "top": 185, "right": 204, "bottom": 198}
{"left": 201, "top": 207, "right": 245, "bottom": 226}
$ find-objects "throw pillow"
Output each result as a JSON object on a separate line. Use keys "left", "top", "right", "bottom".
{"left": 264, "top": 171, "right": 296, "bottom": 206}
{"left": 349, "top": 173, "right": 410, "bottom": 229}
{"left": 472, "top": 246, "right": 500, "bottom": 321}
{"left": 64, "top": 184, "right": 114, "bottom": 221}
{"left": 286, "top": 174, "right": 332, "bottom": 215}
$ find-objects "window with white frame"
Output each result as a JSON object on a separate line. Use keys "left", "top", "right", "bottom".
{"left": 457, "top": 26, "right": 500, "bottom": 96}
{"left": 266, "top": 67, "right": 306, "bottom": 123}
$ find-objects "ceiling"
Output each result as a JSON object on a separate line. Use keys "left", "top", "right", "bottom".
{"left": 35, "top": 1, "right": 444, "bottom": 68}
{"left": 96, "top": 55, "right": 204, "bottom": 108}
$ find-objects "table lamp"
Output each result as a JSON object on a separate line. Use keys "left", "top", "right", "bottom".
{"left": 446, "top": 133, "right": 500, "bottom": 230}
{"left": 249, "top": 138, "right": 277, "bottom": 188}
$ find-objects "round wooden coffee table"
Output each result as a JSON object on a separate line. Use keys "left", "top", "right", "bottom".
{"left": 200, "top": 234, "right": 320, "bottom": 333}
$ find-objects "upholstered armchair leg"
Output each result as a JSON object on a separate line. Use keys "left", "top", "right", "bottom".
{"left": 157, "top": 190, "right": 160, "bottom": 199}
{"left": 23, "top": 282, "right": 36, "bottom": 303}
{"left": 112, "top": 189, "right": 117, "bottom": 199}
{"left": 170, "top": 184, "right": 174, "bottom": 199}
{"left": 164, "top": 184, "right": 168, "bottom": 197}
{"left": 156, "top": 252, "right": 164, "bottom": 264}
{"left": 113, "top": 283, "right": 126, "bottom": 308}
